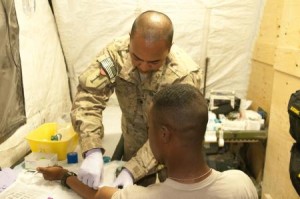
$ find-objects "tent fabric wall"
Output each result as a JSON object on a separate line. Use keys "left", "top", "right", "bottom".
{"left": 0, "top": 0, "right": 71, "bottom": 167}
{"left": 0, "top": 0, "right": 264, "bottom": 167}
{"left": 52, "top": 0, "right": 263, "bottom": 99}
{"left": 51, "top": 0, "right": 208, "bottom": 98}
{"left": 0, "top": 0, "right": 26, "bottom": 143}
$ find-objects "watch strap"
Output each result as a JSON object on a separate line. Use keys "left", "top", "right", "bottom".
{"left": 61, "top": 171, "right": 77, "bottom": 189}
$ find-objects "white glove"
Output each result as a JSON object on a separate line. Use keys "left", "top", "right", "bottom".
{"left": 78, "top": 149, "right": 104, "bottom": 189}
{"left": 113, "top": 168, "right": 134, "bottom": 188}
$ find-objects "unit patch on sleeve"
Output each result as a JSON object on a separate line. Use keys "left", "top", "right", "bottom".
{"left": 85, "top": 69, "right": 109, "bottom": 88}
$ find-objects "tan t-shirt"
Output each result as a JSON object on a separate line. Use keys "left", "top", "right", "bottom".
{"left": 112, "top": 169, "right": 258, "bottom": 199}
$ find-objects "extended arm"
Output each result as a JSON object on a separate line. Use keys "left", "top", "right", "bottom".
{"left": 71, "top": 59, "right": 114, "bottom": 154}
{"left": 37, "top": 166, "right": 118, "bottom": 199}
{"left": 123, "top": 140, "right": 159, "bottom": 182}
{"left": 70, "top": 41, "right": 118, "bottom": 188}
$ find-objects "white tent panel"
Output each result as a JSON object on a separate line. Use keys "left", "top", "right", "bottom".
{"left": 52, "top": 0, "right": 263, "bottom": 99}
{"left": 52, "top": 0, "right": 138, "bottom": 98}
{"left": 0, "top": 0, "right": 264, "bottom": 167}
{"left": 0, "top": 0, "right": 71, "bottom": 167}
{"left": 205, "top": 0, "right": 263, "bottom": 97}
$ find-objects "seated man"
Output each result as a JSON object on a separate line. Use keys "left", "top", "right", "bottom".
{"left": 37, "top": 84, "right": 258, "bottom": 199}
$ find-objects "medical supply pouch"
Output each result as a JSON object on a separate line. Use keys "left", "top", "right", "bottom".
{"left": 288, "top": 90, "right": 300, "bottom": 142}
{"left": 290, "top": 143, "right": 300, "bottom": 195}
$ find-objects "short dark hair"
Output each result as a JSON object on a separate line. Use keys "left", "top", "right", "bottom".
{"left": 130, "top": 10, "right": 174, "bottom": 47}
{"left": 152, "top": 84, "right": 208, "bottom": 142}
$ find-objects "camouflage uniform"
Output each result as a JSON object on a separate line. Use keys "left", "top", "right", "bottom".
{"left": 71, "top": 35, "right": 202, "bottom": 181}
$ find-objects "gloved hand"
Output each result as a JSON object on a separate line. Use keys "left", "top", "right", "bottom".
{"left": 77, "top": 149, "right": 104, "bottom": 189}
{"left": 113, "top": 168, "right": 134, "bottom": 188}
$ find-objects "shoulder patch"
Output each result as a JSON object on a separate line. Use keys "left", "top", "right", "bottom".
{"left": 82, "top": 68, "right": 109, "bottom": 88}
{"left": 97, "top": 57, "right": 117, "bottom": 83}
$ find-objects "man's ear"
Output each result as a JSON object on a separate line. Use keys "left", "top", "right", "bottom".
{"left": 160, "top": 125, "right": 171, "bottom": 143}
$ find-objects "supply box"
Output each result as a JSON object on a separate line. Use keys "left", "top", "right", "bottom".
{"left": 26, "top": 123, "right": 78, "bottom": 160}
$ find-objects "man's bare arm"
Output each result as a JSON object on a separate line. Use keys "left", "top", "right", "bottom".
{"left": 37, "top": 166, "right": 118, "bottom": 199}
{"left": 66, "top": 176, "right": 118, "bottom": 199}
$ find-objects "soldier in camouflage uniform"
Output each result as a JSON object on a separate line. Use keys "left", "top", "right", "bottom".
{"left": 71, "top": 10, "right": 202, "bottom": 188}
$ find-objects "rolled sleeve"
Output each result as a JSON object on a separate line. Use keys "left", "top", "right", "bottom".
{"left": 123, "top": 141, "right": 159, "bottom": 181}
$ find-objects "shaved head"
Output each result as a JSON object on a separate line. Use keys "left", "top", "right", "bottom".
{"left": 130, "top": 10, "right": 174, "bottom": 47}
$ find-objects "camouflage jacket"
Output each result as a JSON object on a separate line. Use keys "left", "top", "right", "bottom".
{"left": 71, "top": 35, "right": 202, "bottom": 181}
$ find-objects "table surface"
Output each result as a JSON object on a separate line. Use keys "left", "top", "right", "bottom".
{"left": 0, "top": 158, "right": 124, "bottom": 199}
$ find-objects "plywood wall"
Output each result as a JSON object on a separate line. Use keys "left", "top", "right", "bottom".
{"left": 248, "top": 0, "right": 300, "bottom": 198}
{"left": 263, "top": 73, "right": 299, "bottom": 199}
{"left": 248, "top": 0, "right": 282, "bottom": 113}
